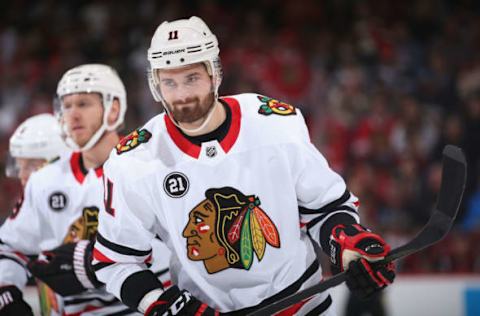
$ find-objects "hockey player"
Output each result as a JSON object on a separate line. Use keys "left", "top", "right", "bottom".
{"left": 94, "top": 17, "right": 395, "bottom": 315}
{"left": 6, "top": 113, "right": 69, "bottom": 187}
{"left": 0, "top": 113, "right": 68, "bottom": 315}
{"left": 0, "top": 64, "right": 170, "bottom": 316}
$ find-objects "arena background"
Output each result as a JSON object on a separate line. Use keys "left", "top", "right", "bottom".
{"left": 1, "top": 0, "right": 480, "bottom": 315}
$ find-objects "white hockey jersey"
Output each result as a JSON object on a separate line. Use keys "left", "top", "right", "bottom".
{"left": 0, "top": 151, "right": 171, "bottom": 316}
{"left": 94, "top": 93, "right": 359, "bottom": 314}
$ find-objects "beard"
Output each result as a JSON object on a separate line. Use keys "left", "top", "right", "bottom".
{"left": 167, "top": 92, "right": 215, "bottom": 124}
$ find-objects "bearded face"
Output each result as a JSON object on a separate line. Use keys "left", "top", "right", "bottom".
{"left": 156, "top": 63, "right": 215, "bottom": 125}
{"left": 167, "top": 91, "right": 215, "bottom": 123}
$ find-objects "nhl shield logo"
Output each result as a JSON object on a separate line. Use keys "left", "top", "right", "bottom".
{"left": 206, "top": 146, "right": 217, "bottom": 158}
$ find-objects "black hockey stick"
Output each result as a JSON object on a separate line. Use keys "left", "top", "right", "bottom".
{"left": 247, "top": 145, "right": 467, "bottom": 316}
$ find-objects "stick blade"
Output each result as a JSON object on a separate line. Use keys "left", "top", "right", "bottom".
{"left": 387, "top": 144, "right": 467, "bottom": 261}
{"left": 437, "top": 145, "right": 467, "bottom": 219}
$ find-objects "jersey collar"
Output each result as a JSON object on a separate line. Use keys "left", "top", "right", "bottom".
{"left": 70, "top": 152, "right": 104, "bottom": 184}
{"left": 165, "top": 97, "right": 241, "bottom": 159}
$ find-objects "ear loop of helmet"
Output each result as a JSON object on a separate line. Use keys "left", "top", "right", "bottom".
{"left": 56, "top": 94, "right": 115, "bottom": 152}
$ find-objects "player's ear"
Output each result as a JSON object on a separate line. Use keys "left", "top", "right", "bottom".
{"left": 107, "top": 99, "right": 120, "bottom": 126}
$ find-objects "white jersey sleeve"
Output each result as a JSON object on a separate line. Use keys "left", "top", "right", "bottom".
{"left": 0, "top": 179, "right": 44, "bottom": 288}
{"left": 292, "top": 111, "right": 360, "bottom": 251}
{"left": 94, "top": 152, "right": 160, "bottom": 302}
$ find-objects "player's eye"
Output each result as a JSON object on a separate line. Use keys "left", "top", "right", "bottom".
{"left": 186, "top": 75, "right": 199, "bottom": 84}
{"left": 78, "top": 99, "right": 92, "bottom": 107}
{"left": 162, "top": 80, "right": 176, "bottom": 88}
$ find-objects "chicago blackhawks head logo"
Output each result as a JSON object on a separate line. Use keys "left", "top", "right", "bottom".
{"left": 257, "top": 95, "right": 297, "bottom": 116}
{"left": 116, "top": 128, "right": 152, "bottom": 154}
{"left": 63, "top": 206, "right": 99, "bottom": 243}
{"left": 182, "top": 187, "right": 280, "bottom": 274}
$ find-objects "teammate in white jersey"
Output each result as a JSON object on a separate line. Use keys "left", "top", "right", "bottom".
{"left": 0, "top": 64, "right": 170, "bottom": 316}
{"left": 94, "top": 16, "right": 395, "bottom": 315}
{"left": 6, "top": 113, "right": 69, "bottom": 187}
{"left": 1, "top": 113, "right": 69, "bottom": 315}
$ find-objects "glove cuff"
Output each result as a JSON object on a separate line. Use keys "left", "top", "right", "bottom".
{"left": 73, "top": 240, "right": 100, "bottom": 289}
{"left": 139, "top": 288, "right": 165, "bottom": 313}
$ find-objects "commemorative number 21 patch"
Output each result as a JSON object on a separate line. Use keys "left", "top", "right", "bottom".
{"left": 257, "top": 95, "right": 297, "bottom": 116}
{"left": 116, "top": 128, "right": 152, "bottom": 154}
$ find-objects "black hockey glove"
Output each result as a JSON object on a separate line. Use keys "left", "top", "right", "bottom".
{"left": 329, "top": 224, "right": 395, "bottom": 299}
{"left": 144, "top": 285, "right": 219, "bottom": 316}
{"left": 27, "top": 240, "right": 103, "bottom": 297}
{"left": 0, "top": 285, "right": 34, "bottom": 316}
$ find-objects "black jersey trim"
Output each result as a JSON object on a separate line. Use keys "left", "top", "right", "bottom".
{"left": 92, "top": 261, "right": 114, "bottom": 272}
{"left": 225, "top": 259, "right": 320, "bottom": 315}
{"left": 63, "top": 295, "right": 118, "bottom": 306}
{"left": 154, "top": 268, "right": 169, "bottom": 277}
{"left": 305, "top": 294, "right": 333, "bottom": 315}
{"left": 96, "top": 233, "right": 152, "bottom": 257}
{"left": 299, "top": 189, "right": 352, "bottom": 215}
{"left": 0, "top": 255, "right": 27, "bottom": 269}
{"left": 305, "top": 206, "right": 358, "bottom": 231}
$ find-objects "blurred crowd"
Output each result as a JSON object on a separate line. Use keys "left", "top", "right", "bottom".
{"left": 1, "top": 0, "right": 479, "bottom": 273}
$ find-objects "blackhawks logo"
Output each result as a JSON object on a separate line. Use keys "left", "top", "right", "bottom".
{"left": 182, "top": 187, "right": 280, "bottom": 274}
{"left": 257, "top": 95, "right": 296, "bottom": 116}
{"left": 116, "top": 128, "right": 152, "bottom": 154}
{"left": 63, "top": 206, "right": 99, "bottom": 243}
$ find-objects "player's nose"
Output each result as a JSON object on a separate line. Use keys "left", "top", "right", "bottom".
{"left": 175, "top": 84, "right": 193, "bottom": 101}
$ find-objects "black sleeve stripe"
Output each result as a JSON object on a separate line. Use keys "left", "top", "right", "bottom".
{"left": 154, "top": 268, "right": 169, "bottom": 277}
{"left": 0, "top": 254, "right": 27, "bottom": 268}
{"left": 305, "top": 207, "right": 357, "bottom": 231}
{"left": 96, "top": 233, "right": 152, "bottom": 257}
{"left": 299, "top": 189, "right": 352, "bottom": 215}
{"left": 120, "top": 270, "right": 164, "bottom": 310}
{"left": 63, "top": 296, "right": 118, "bottom": 306}
{"left": 305, "top": 295, "right": 333, "bottom": 315}
{"left": 92, "top": 261, "right": 114, "bottom": 272}
{"left": 231, "top": 260, "right": 320, "bottom": 315}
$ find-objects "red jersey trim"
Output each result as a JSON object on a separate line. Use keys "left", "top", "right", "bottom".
{"left": 164, "top": 98, "right": 242, "bottom": 159}
{"left": 70, "top": 152, "right": 104, "bottom": 184}
{"left": 274, "top": 297, "right": 312, "bottom": 316}
{"left": 92, "top": 248, "right": 115, "bottom": 263}
{"left": 164, "top": 116, "right": 201, "bottom": 158}
{"left": 219, "top": 97, "right": 241, "bottom": 153}
{"left": 95, "top": 167, "right": 104, "bottom": 178}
